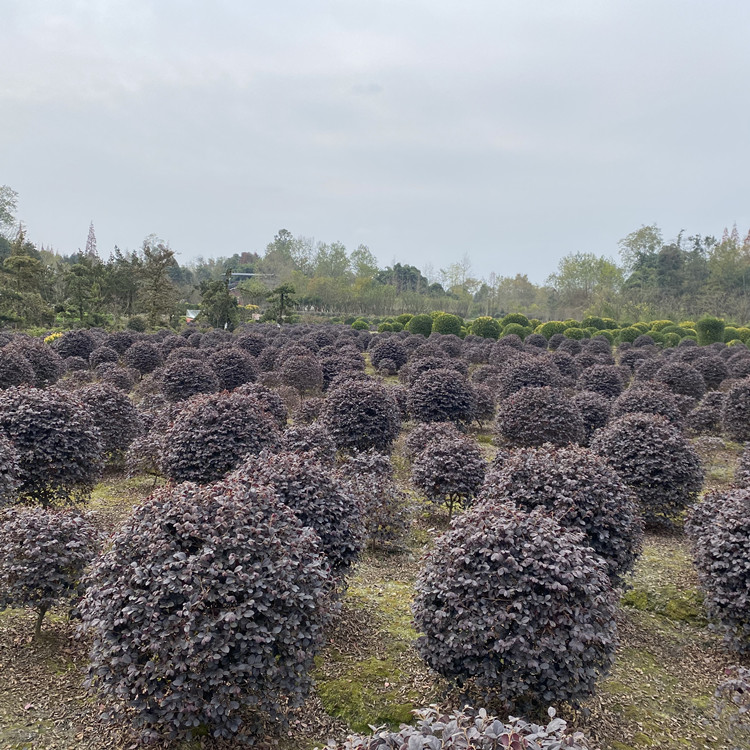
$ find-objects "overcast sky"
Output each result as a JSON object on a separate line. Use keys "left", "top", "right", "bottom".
{"left": 2, "top": 1, "right": 748, "bottom": 283}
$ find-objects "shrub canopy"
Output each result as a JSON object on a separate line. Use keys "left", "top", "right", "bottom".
{"left": 162, "top": 391, "right": 280, "bottom": 483}
{"left": 321, "top": 378, "right": 401, "bottom": 453}
{"left": 412, "top": 502, "right": 617, "bottom": 711}
{"left": 79, "top": 479, "right": 330, "bottom": 742}
{"left": 479, "top": 444, "right": 643, "bottom": 585}
{"left": 0, "top": 507, "right": 99, "bottom": 635}
{"left": 591, "top": 412, "right": 703, "bottom": 528}
{"left": 0, "top": 387, "right": 104, "bottom": 506}
{"left": 686, "top": 488, "right": 750, "bottom": 653}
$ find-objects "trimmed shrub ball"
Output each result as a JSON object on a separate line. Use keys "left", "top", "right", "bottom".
{"left": 198, "top": 329, "right": 232, "bottom": 350}
{"left": 549, "top": 350, "right": 577, "bottom": 384}
{"left": 686, "top": 488, "right": 750, "bottom": 653}
{"left": 166, "top": 347, "right": 205, "bottom": 364}
{"left": 53, "top": 329, "right": 97, "bottom": 360}
{"left": 162, "top": 391, "right": 281, "bottom": 483}
{"left": 336, "top": 451, "right": 411, "bottom": 549}
{"left": 0, "top": 347, "right": 35, "bottom": 389}
{"left": 97, "top": 363, "right": 138, "bottom": 392}
{"left": 495, "top": 386, "right": 585, "bottom": 448}
{"left": 404, "top": 421, "right": 464, "bottom": 460}
{"left": 207, "top": 347, "right": 257, "bottom": 390}
{"left": 722, "top": 379, "right": 750, "bottom": 442}
{"left": 280, "top": 354, "right": 324, "bottom": 395}
{"left": 377, "top": 358, "right": 398, "bottom": 376}
{"left": 619, "top": 348, "right": 653, "bottom": 374}
{"left": 470, "top": 383, "right": 496, "bottom": 425}
{"left": 734, "top": 443, "right": 750, "bottom": 487}
{"left": 321, "top": 378, "right": 401, "bottom": 454}
{"left": 105, "top": 330, "right": 137, "bottom": 354}
{"left": 408, "top": 368, "right": 475, "bottom": 427}
{"left": 231, "top": 451, "right": 363, "bottom": 577}
{"left": 124, "top": 340, "right": 163, "bottom": 375}
{"left": 727, "top": 353, "right": 750, "bottom": 380}
{"left": 0, "top": 507, "right": 99, "bottom": 636}
{"left": 125, "top": 401, "right": 182, "bottom": 479}
{"left": 715, "top": 666, "right": 750, "bottom": 741}
{"left": 370, "top": 337, "right": 408, "bottom": 371}
{"left": 386, "top": 383, "right": 410, "bottom": 420}
{"left": 686, "top": 391, "right": 726, "bottom": 436}
{"left": 400, "top": 356, "right": 455, "bottom": 386}
{"left": 470, "top": 364, "right": 503, "bottom": 389}
{"left": 159, "top": 334, "right": 190, "bottom": 358}
{"left": 320, "top": 353, "right": 366, "bottom": 390}
{"left": 79, "top": 479, "right": 330, "bottom": 743}
{"left": 234, "top": 383, "right": 288, "bottom": 429}
{"left": 412, "top": 502, "right": 617, "bottom": 711}
{"left": 281, "top": 422, "right": 336, "bottom": 464}
{"left": 0, "top": 435, "right": 21, "bottom": 508}
{"left": 234, "top": 331, "right": 267, "bottom": 356}
{"left": 691, "top": 356, "right": 729, "bottom": 390}
{"left": 469, "top": 316, "right": 501, "bottom": 339}
{"left": 557, "top": 338, "right": 582, "bottom": 355}
{"left": 64, "top": 358, "right": 91, "bottom": 377}
{"left": 89, "top": 345, "right": 119, "bottom": 369}
{"left": 411, "top": 435, "right": 485, "bottom": 518}
{"left": 654, "top": 361, "right": 706, "bottom": 400}
{"left": 577, "top": 364, "right": 624, "bottom": 400}
{"left": 0, "top": 387, "right": 104, "bottom": 506}
{"left": 77, "top": 383, "right": 143, "bottom": 461}
{"left": 160, "top": 359, "right": 220, "bottom": 403}
{"left": 591, "top": 413, "right": 703, "bottom": 528}
{"left": 292, "top": 396, "right": 324, "bottom": 425}
{"left": 8, "top": 338, "right": 63, "bottom": 387}
{"left": 610, "top": 382, "right": 683, "bottom": 426}
{"left": 478, "top": 444, "right": 643, "bottom": 585}
{"left": 633, "top": 358, "right": 664, "bottom": 383}
{"left": 524, "top": 333, "right": 548, "bottom": 349}
{"left": 496, "top": 357, "right": 561, "bottom": 399}
{"left": 571, "top": 390, "right": 611, "bottom": 445}
{"left": 633, "top": 334, "right": 656, "bottom": 348}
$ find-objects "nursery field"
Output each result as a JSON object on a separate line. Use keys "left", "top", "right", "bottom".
{"left": 0, "top": 449, "right": 746, "bottom": 750}
{"left": 1, "top": 323, "right": 750, "bottom": 749}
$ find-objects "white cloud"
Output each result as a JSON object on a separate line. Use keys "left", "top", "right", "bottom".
{"left": 1, "top": 1, "right": 749, "bottom": 278}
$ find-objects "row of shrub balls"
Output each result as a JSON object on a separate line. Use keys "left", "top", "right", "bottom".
{"left": 355, "top": 312, "right": 750, "bottom": 347}
{"left": 0, "top": 322, "right": 748, "bottom": 743}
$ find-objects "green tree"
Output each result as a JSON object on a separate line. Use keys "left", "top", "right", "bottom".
{"left": 618, "top": 224, "right": 663, "bottom": 274}
{"left": 0, "top": 228, "right": 54, "bottom": 326}
{"left": 199, "top": 275, "right": 239, "bottom": 329}
{"left": 237, "top": 277, "right": 270, "bottom": 306}
{"left": 0, "top": 185, "right": 18, "bottom": 238}
{"left": 103, "top": 247, "right": 141, "bottom": 321}
{"left": 314, "top": 241, "right": 351, "bottom": 278}
{"left": 546, "top": 252, "right": 623, "bottom": 317}
{"left": 262, "top": 229, "right": 297, "bottom": 279}
{"left": 350, "top": 244, "right": 379, "bottom": 279}
{"left": 707, "top": 225, "right": 750, "bottom": 294}
{"left": 138, "top": 236, "right": 179, "bottom": 328}
{"left": 266, "top": 282, "right": 296, "bottom": 324}
{"left": 65, "top": 254, "right": 105, "bottom": 322}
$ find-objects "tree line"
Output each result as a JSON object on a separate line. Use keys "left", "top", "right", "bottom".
{"left": 2, "top": 183, "right": 750, "bottom": 329}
